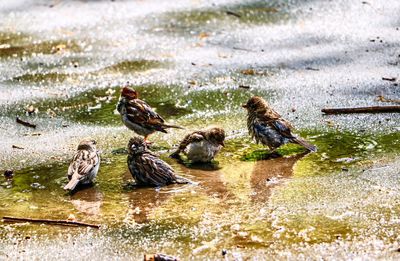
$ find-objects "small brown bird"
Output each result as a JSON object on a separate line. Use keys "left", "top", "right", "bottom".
{"left": 242, "top": 96, "right": 316, "bottom": 152}
{"left": 170, "top": 127, "right": 225, "bottom": 163}
{"left": 127, "top": 136, "right": 192, "bottom": 187}
{"left": 117, "top": 87, "right": 183, "bottom": 142}
{"left": 64, "top": 140, "right": 100, "bottom": 191}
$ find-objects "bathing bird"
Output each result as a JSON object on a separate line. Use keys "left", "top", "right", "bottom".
{"left": 117, "top": 86, "right": 183, "bottom": 142}
{"left": 170, "top": 127, "right": 225, "bottom": 163}
{"left": 127, "top": 136, "right": 192, "bottom": 187}
{"left": 64, "top": 140, "right": 100, "bottom": 191}
{"left": 242, "top": 96, "right": 316, "bottom": 152}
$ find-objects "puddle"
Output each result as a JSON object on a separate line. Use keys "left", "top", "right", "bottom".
{"left": 1, "top": 0, "right": 400, "bottom": 259}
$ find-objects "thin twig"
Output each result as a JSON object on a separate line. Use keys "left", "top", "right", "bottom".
{"left": 16, "top": 117, "right": 36, "bottom": 128}
{"left": 322, "top": 106, "right": 400, "bottom": 114}
{"left": 382, "top": 77, "right": 397, "bottom": 82}
{"left": 2, "top": 216, "right": 100, "bottom": 229}
{"left": 226, "top": 10, "right": 241, "bottom": 18}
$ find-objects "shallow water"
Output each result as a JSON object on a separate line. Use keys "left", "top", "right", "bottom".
{"left": 1, "top": 0, "right": 400, "bottom": 260}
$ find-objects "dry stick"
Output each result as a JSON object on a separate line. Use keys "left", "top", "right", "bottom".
{"left": 16, "top": 117, "right": 36, "bottom": 128}
{"left": 322, "top": 106, "right": 400, "bottom": 115}
{"left": 2, "top": 216, "right": 100, "bottom": 229}
{"left": 382, "top": 77, "right": 397, "bottom": 82}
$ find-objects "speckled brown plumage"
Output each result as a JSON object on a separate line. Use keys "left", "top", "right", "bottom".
{"left": 64, "top": 140, "right": 100, "bottom": 191}
{"left": 170, "top": 127, "right": 225, "bottom": 163}
{"left": 127, "top": 137, "right": 192, "bottom": 186}
{"left": 243, "top": 96, "right": 316, "bottom": 152}
{"left": 117, "top": 87, "right": 183, "bottom": 141}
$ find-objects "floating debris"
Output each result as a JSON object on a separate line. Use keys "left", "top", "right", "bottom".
{"left": 4, "top": 169, "right": 14, "bottom": 179}
{"left": 376, "top": 95, "right": 400, "bottom": 104}
{"left": 382, "top": 77, "right": 397, "bottom": 82}
{"left": 16, "top": 117, "right": 36, "bottom": 128}
{"left": 30, "top": 182, "right": 45, "bottom": 189}
{"left": 25, "top": 105, "right": 38, "bottom": 115}
{"left": 226, "top": 10, "right": 241, "bottom": 18}
{"left": 12, "top": 145, "right": 25, "bottom": 149}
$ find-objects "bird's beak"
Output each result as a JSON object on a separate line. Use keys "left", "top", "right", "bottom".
{"left": 220, "top": 141, "right": 225, "bottom": 147}
{"left": 241, "top": 104, "right": 247, "bottom": 109}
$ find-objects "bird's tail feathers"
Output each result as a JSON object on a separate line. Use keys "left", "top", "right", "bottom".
{"left": 162, "top": 123, "right": 184, "bottom": 130}
{"left": 64, "top": 174, "right": 81, "bottom": 191}
{"left": 169, "top": 150, "right": 181, "bottom": 159}
{"left": 175, "top": 175, "right": 196, "bottom": 185}
{"left": 292, "top": 137, "right": 317, "bottom": 152}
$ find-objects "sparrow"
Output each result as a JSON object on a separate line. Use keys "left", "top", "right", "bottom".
{"left": 116, "top": 87, "right": 183, "bottom": 142}
{"left": 170, "top": 127, "right": 225, "bottom": 163}
{"left": 127, "top": 136, "right": 192, "bottom": 187}
{"left": 64, "top": 140, "right": 100, "bottom": 191}
{"left": 242, "top": 96, "right": 317, "bottom": 152}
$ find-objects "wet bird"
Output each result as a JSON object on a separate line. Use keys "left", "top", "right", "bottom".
{"left": 116, "top": 87, "right": 183, "bottom": 142}
{"left": 64, "top": 140, "right": 100, "bottom": 191}
{"left": 127, "top": 136, "right": 192, "bottom": 187}
{"left": 242, "top": 96, "right": 317, "bottom": 152}
{"left": 170, "top": 127, "right": 225, "bottom": 163}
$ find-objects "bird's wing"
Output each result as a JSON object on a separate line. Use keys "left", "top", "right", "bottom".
{"left": 269, "top": 119, "right": 295, "bottom": 139}
{"left": 125, "top": 99, "right": 165, "bottom": 126}
{"left": 139, "top": 154, "right": 176, "bottom": 185}
{"left": 177, "top": 131, "right": 205, "bottom": 151}
{"left": 258, "top": 106, "right": 282, "bottom": 120}
{"left": 68, "top": 150, "right": 99, "bottom": 179}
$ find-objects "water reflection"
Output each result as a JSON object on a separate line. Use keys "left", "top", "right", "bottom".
{"left": 70, "top": 185, "right": 103, "bottom": 216}
{"left": 250, "top": 153, "right": 307, "bottom": 203}
{"left": 177, "top": 163, "right": 230, "bottom": 200}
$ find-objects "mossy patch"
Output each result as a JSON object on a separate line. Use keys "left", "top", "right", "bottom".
{"left": 99, "top": 60, "right": 168, "bottom": 73}
{"left": 295, "top": 131, "right": 400, "bottom": 177}
{"left": 156, "top": 1, "right": 287, "bottom": 35}
{"left": 11, "top": 72, "right": 77, "bottom": 83}
{"left": 0, "top": 35, "right": 82, "bottom": 59}
{"left": 4, "top": 83, "right": 273, "bottom": 126}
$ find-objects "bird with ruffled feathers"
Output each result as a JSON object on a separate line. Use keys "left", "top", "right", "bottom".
{"left": 127, "top": 136, "right": 192, "bottom": 187}
{"left": 242, "top": 96, "right": 317, "bottom": 153}
{"left": 170, "top": 127, "right": 225, "bottom": 163}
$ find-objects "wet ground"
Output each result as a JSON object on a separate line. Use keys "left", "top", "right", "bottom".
{"left": 0, "top": 0, "right": 400, "bottom": 260}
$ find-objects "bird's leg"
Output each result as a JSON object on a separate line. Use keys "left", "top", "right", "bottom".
{"left": 143, "top": 135, "right": 153, "bottom": 145}
{"left": 268, "top": 147, "right": 281, "bottom": 158}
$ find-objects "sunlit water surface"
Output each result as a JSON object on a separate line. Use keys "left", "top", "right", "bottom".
{"left": 1, "top": 0, "right": 400, "bottom": 259}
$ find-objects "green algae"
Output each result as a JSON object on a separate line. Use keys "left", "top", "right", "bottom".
{"left": 99, "top": 60, "right": 168, "bottom": 73}
{"left": 295, "top": 131, "right": 400, "bottom": 177}
{"left": 12, "top": 72, "right": 77, "bottom": 83}
{"left": 155, "top": 1, "right": 288, "bottom": 35}
{"left": 0, "top": 32, "right": 30, "bottom": 46}
{"left": 0, "top": 33, "right": 82, "bottom": 59}
{"left": 7, "top": 59, "right": 168, "bottom": 85}
{"left": 2, "top": 83, "right": 273, "bottom": 127}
